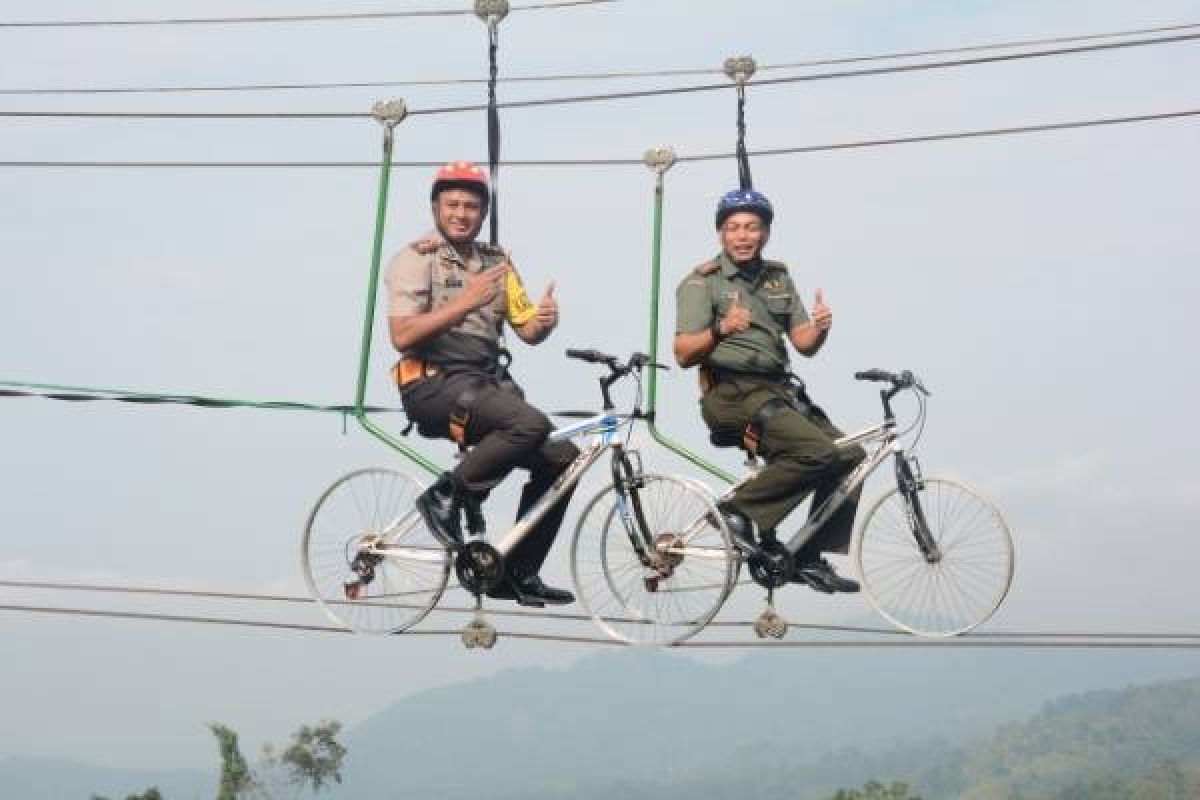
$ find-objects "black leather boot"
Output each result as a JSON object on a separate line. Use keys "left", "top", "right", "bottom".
{"left": 509, "top": 572, "right": 575, "bottom": 607}
{"left": 716, "top": 501, "right": 758, "bottom": 553}
{"left": 792, "top": 556, "right": 860, "bottom": 593}
{"left": 416, "top": 473, "right": 464, "bottom": 548}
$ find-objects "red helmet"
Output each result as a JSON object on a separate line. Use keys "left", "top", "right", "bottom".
{"left": 430, "top": 161, "right": 490, "bottom": 210}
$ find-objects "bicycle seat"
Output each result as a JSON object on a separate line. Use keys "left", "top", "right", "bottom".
{"left": 708, "top": 428, "right": 743, "bottom": 449}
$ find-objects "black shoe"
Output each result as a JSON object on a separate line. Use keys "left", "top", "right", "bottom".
{"left": 504, "top": 574, "right": 575, "bottom": 607}
{"left": 793, "top": 557, "right": 860, "bottom": 594}
{"left": 715, "top": 502, "right": 758, "bottom": 553}
{"left": 416, "top": 473, "right": 464, "bottom": 549}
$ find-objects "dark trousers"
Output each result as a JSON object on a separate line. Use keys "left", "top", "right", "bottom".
{"left": 402, "top": 370, "right": 579, "bottom": 575}
{"left": 701, "top": 380, "right": 865, "bottom": 556}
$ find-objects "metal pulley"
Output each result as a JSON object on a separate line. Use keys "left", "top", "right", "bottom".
{"left": 370, "top": 99, "right": 408, "bottom": 129}
{"left": 723, "top": 55, "right": 757, "bottom": 86}
{"left": 474, "top": 0, "right": 509, "bottom": 28}
{"left": 642, "top": 145, "right": 677, "bottom": 176}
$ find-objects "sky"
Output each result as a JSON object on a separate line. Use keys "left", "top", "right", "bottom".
{"left": 2, "top": 0, "right": 1199, "bottom": 771}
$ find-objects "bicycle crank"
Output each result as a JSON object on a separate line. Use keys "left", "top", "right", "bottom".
{"left": 747, "top": 537, "right": 793, "bottom": 590}
{"left": 455, "top": 540, "right": 505, "bottom": 595}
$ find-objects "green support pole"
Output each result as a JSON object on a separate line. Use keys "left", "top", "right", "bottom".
{"left": 353, "top": 100, "right": 441, "bottom": 477}
{"left": 641, "top": 147, "right": 735, "bottom": 484}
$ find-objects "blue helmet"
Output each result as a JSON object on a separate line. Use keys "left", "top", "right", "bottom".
{"left": 715, "top": 188, "right": 774, "bottom": 229}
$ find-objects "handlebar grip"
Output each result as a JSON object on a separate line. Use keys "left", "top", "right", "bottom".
{"left": 565, "top": 348, "right": 606, "bottom": 363}
{"left": 854, "top": 368, "right": 894, "bottom": 382}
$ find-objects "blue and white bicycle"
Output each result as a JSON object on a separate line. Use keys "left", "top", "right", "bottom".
{"left": 301, "top": 349, "right": 736, "bottom": 646}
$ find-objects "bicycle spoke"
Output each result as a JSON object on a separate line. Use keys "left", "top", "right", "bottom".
{"left": 856, "top": 479, "right": 1012, "bottom": 636}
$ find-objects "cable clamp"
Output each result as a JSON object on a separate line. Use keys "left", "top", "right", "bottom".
{"left": 722, "top": 55, "right": 757, "bottom": 86}
{"left": 370, "top": 99, "right": 408, "bottom": 129}
{"left": 474, "top": 0, "right": 509, "bottom": 27}
{"left": 642, "top": 145, "right": 676, "bottom": 175}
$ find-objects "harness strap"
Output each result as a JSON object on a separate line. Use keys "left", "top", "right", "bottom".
{"left": 449, "top": 385, "right": 480, "bottom": 451}
{"left": 742, "top": 396, "right": 789, "bottom": 457}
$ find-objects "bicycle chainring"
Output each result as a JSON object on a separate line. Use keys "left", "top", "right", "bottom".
{"left": 455, "top": 540, "right": 505, "bottom": 595}
{"left": 747, "top": 537, "right": 792, "bottom": 589}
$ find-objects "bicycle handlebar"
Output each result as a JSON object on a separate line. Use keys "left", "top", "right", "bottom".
{"left": 565, "top": 348, "right": 668, "bottom": 412}
{"left": 565, "top": 348, "right": 669, "bottom": 372}
{"left": 854, "top": 368, "right": 931, "bottom": 396}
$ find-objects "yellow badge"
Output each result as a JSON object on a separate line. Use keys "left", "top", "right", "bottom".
{"left": 505, "top": 270, "right": 537, "bottom": 326}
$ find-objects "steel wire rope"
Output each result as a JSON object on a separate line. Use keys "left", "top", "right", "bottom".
{"left": 2, "top": 31, "right": 1198, "bottom": 120}
{"left": 2, "top": 108, "right": 1198, "bottom": 171}
{"left": 3, "top": 21, "right": 1198, "bottom": 95}
{"left": 0, "top": 379, "right": 399, "bottom": 414}
{"left": 5, "top": 578, "right": 1200, "bottom": 642}
{"left": 5, "top": 604, "right": 1200, "bottom": 648}
{"left": 0, "top": 0, "right": 617, "bottom": 29}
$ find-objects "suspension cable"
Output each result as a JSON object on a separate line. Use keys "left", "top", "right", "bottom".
{"left": 0, "top": 0, "right": 616, "bottom": 29}
{"left": 5, "top": 578, "right": 1200, "bottom": 644}
{"left": 2, "top": 31, "right": 1196, "bottom": 121}
{"left": 2, "top": 21, "right": 1196, "bottom": 95}
{"left": 0, "top": 107, "right": 1195, "bottom": 171}
{"left": 0, "top": 379, "right": 397, "bottom": 414}
{"left": 6, "top": 603, "right": 1200, "bottom": 648}
{"left": 479, "top": 0, "right": 507, "bottom": 247}
{"left": 724, "top": 57, "right": 757, "bottom": 190}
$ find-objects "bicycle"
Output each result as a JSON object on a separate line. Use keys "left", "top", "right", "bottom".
{"left": 573, "top": 368, "right": 1014, "bottom": 643}
{"left": 301, "top": 348, "right": 735, "bottom": 647}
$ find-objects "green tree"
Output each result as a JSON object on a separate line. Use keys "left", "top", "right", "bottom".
{"left": 280, "top": 721, "right": 346, "bottom": 793}
{"left": 210, "top": 723, "right": 254, "bottom": 800}
{"left": 210, "top": 720, "right": 346, "bottom": 800}
{"left": 828, "top": 779, "right": 922, "bottom": 800}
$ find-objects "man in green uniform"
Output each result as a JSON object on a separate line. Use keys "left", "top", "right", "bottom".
{"left": 674, "top": 189, "right": 863, "bottom": 593}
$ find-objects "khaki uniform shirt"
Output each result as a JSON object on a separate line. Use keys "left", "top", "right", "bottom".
{"left": 675, "top": 252, "right": 809, "bottom": 374}
{"left": 384, "top": 230, "right": 536, "bottom": 364}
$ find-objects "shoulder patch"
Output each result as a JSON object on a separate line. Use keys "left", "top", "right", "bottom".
{"left": 408, "top": 236, "right": 441, "bottom": 256}
{"left": 693, "top": 259, "right": 719, "bottom": 276}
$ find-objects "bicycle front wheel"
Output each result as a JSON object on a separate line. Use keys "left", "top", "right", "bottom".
{"left": 571, "top": 474, "right": 735, "bottom": 646}
{"left": 302, "top": 468, "right": 450, "bottom": 635}
{"left": 854, "top": 477, "right": 1013, "bottom": 637}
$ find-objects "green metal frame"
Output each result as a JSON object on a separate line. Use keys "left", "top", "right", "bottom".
{"left": 641, "top": 151, "right": 735, "bottom": 485}
{"left": 352, "top": 104, "right": 442, "bottom": 477}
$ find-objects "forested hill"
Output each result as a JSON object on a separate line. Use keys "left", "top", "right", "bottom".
{"left": 501, "top": 675, "right": 1200, "bottom": 800}
{"left": 939, "top": 676, "right": 1200, "bottom": 799}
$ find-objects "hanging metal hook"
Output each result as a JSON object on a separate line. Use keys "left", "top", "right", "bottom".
{"left": 723, "top": 56, "right": 757, "bottom": 190}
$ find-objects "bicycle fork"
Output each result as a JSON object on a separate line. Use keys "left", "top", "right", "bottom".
{"left": 895, "top": 453, "right": 942, "bottom": 563}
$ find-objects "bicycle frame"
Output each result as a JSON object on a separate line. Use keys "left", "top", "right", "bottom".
{"left": 369, "top": 413, "right": 637, "bottom": 564}
{"left": 706, "top": 397, "right": 940, "bottom": 562}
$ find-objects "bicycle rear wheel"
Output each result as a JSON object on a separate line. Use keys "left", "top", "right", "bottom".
{"left": 571, "top": 474, "right": 735, "bottom": 645}
{"left": 854, "top": 477, "right": 1013, "bottom": 637}
{"left": 302, "top": 468, "right": 450, "bottom": 634}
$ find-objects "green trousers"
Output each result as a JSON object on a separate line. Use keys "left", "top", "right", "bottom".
{"left": 700, "top": 380, "right": 866, "bottom": 556}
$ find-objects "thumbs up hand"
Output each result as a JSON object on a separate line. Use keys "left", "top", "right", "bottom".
{"left": 718, "top": 290, "right": 753, "bottom": 337}
{"left": 811, "top": 288, "right": 832, "bottom": 332}
{"left": 536, "top": 281, "right": 558, "bottom": 328}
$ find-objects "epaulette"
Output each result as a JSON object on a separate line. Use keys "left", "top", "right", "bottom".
{"left": 408, "top": 236, "right": 441, "bottom": 256}
{"left": 762, "top": 258, "right": 790, "bottom": 274}
{"left": 692, "top": 259, "right": 720, "bottom": 276}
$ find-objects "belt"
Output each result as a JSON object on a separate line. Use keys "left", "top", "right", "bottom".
{"left": 707, "top": 366, "right": 787, "bottom": 386}
{"left": 392, "top": 356, "right": 441, "bottom": 388}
